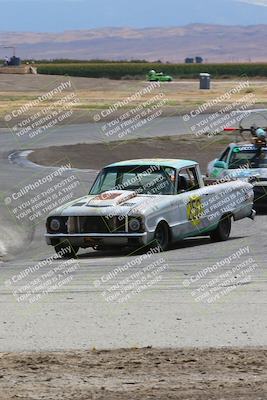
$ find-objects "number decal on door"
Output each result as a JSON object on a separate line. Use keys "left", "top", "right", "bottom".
{"left": 187, "top": 195, "right": 204, "bottom": 226}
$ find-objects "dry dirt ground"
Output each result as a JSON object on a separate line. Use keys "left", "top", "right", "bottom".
{"left": 28, "top": 135, "right": 231, "bottom": 172}
{"left": 0, "top": 348, "right": 266, "bottom": 400}
{"left": 0, "top": 74, "right": 267, "bottom": 126}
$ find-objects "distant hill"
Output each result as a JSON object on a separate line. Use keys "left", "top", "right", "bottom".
{"left": 1, "top": 24, "right": 267, "bottom": 62}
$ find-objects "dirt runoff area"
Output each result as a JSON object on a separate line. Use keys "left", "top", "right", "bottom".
{"left": 28, "top": 135, "right": 232, "bottom": 171}
{"left": 1, "top": 75, "right": 267, "bottom": 126}
{"left": 0, "top": 347, "right": 266, "bottom": 400}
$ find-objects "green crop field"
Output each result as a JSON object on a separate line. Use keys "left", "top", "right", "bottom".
{"left": 37, "top": 62, "right": 267, "bottom": 79}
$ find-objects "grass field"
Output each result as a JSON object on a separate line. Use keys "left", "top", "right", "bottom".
{"left": 37, "top": 62, "right": 267, "bottom": 79}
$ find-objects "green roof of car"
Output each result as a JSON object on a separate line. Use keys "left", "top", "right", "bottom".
{"left": 106, "top": 159, "right": 198, "bottom": 169}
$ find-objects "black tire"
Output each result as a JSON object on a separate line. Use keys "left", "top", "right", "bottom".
{"left": 210, "top": 215, "right": 232, "bottom": 242}
{"left": 55, "top": 243, "right": 79, "bottom": 258}
{"left": 154, "top": 222, "right": 170, "bottom": 251}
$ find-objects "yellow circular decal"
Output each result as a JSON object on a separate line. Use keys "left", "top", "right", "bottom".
{"left": 187, "top": 195, "right": 204, "bottom": 226}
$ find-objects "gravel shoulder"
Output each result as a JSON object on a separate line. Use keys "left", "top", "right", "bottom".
{"left": 1, "top": 347, "right": 266, "bottom": 400}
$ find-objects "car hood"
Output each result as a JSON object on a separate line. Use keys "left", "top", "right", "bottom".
{"left": 48, "top": 190, "right": 164, "bottom": 217}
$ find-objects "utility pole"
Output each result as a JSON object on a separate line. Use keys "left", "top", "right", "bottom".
{"left": 0, "top": 45, "right": 16, "bottom": 57}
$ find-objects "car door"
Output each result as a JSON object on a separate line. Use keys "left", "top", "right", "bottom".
{"left": 170, "top": 166, "right": 206, "bottom": 239}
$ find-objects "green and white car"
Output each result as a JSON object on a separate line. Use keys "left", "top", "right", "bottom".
{"left": 147, "top": 70, "right": 173, "bottom": 82}
{"left": 207, "top": 143, "right": 267, "bottom": 209}
{"left": 45, "top": 159, "right": 255, "bottom": 257}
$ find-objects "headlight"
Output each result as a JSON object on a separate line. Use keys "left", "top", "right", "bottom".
{"left": 50, "top": 218, "right": 61, "bottom": 232}
{"left": 129, "top": 218, "right": 141, "bottom": 232}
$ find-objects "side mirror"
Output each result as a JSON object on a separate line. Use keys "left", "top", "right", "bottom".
{"left": 214, "top": 160, "right": 227, "bottom": 169}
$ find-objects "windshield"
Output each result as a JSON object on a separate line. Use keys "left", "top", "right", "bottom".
{"left": 90, "top": 165, "right": 177, "bottom": 195}
{"left": 229, "top": 148, "right": 267, "bottom": 169}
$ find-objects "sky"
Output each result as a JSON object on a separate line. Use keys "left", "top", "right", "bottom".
{"left": 0, "top": 0, "right": 267, "bottom": 31}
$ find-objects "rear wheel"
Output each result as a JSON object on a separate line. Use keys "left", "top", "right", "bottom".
{"left": 154, "top": 222, "right": 169, "bottom": 251}
{"left": 210, "top": 215, "right": 232, "bottom": 242}
{"left": 55, "top": 243, "right": 79, "bottom": 258}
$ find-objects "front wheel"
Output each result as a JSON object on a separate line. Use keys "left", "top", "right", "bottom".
{"left": 55, "top": 243, "right": 79, "bottom": 258}
{"left": 154, "top": 222, "right": 169, "bottom": 251}
{"left": 210, "top": 215, "right": 232, "bottom": 242}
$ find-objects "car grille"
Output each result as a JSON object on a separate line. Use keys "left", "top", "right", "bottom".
{"left": 68, "top": 216, "right": 126, "bottom": 234}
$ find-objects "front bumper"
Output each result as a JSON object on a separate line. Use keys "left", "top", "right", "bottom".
{"left": 45, "top": 232, "right": 149, "bottom": 248}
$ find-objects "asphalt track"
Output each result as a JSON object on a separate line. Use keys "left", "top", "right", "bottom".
{"left": 0, "top": 117, "right": 266, "bottom": 351}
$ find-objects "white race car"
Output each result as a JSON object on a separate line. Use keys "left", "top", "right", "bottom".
{"left": 45, "top": 159, "right": 255, "bottom": 257}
